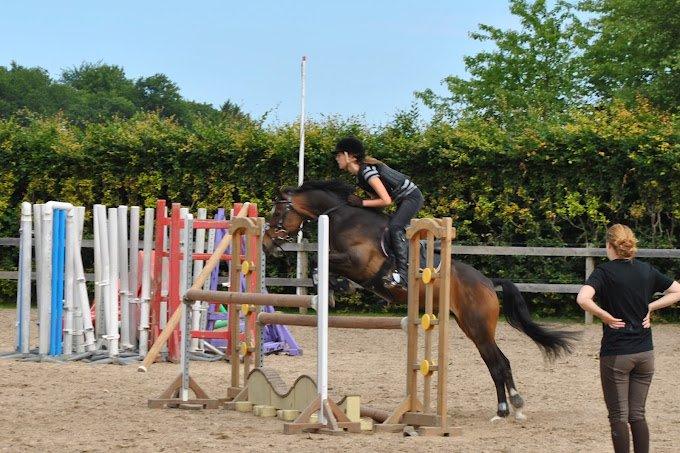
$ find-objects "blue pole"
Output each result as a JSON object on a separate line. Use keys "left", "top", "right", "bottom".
{"left": 55, "top": 209, "right": 66, "bottom": 356}
{"left": 50, "top": 210, "right": 60, "bottom": 355}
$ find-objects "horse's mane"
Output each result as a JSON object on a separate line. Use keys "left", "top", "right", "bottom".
{"left": 295, "top": 180, "right": 354, "bottom": 201}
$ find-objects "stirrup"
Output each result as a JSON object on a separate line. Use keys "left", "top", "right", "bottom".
{"left": 383, "top": 272, "right": 407, "bottom": 290}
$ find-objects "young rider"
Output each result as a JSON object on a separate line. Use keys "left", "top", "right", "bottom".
{"left": 333, "top": 136, "right": 424, "bottom": 289}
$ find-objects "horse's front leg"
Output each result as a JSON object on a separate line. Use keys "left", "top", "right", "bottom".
{"left": 328, "top": 251, "right": 354, "bottom": 274}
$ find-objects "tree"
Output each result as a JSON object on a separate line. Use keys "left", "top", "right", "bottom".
{"left": 579, "top": 0, "right": 680, "bottom": 111}
{"left": 219, "top": 100, "right": 252, "bottom": 122}
{"left": 417, "top": 0, "right": 586, "bottom": 126}
{"left": 61, "top": 62, "right": 136, "bottom": 95}
{"left": 60, "top": 63, "right": 138, "bottom": 123}
{"left": 135, "top": 74, "right": 186, "bottom": 120}
{"left": 0, "top": 62, "right": 74, "bottom": 118}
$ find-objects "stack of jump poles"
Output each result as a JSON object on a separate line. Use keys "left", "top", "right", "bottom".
{"left": 89, "top": 204, "right": 156, "bottom": 363}
{"left": 8, "top": 201, "right": 100, "bottom": 360}
{"left": 5, "top": 200, "right": 298, "bottom": 365}
{"left": 4, "top": 201, "right": 156, "bottom": 363}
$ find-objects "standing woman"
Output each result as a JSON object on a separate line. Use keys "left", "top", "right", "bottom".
{"left": 577, "top": 224, "right": 680, "bottom": 453}
{"left": 333, "top": 136, "right": 424, "bottom": 289}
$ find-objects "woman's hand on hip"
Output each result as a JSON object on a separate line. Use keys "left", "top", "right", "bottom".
{"left": 600, "top": 312, "right": 625, "bottom": 329}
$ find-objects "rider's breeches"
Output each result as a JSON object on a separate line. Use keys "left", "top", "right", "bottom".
{"left": 389, "top": 188, "right": 424, "bottom": 232}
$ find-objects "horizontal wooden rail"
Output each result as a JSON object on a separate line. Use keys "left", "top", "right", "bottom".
{"left": 3, "top": 238, "right": 678, "bottom": 299}
{"left": 4, "top": 237, "right": 680, "bottom": 258}
{"left": 258, "top": 313, "right": 404, "bottom": 330}
{"left": 277, "top": 242, "right": 680, "bottom": 258}
{"left": 0, "top": 271, "right": 315, "bottom": 289}
{"left": 184, "top": 288, "right": 315, "bottom": 308}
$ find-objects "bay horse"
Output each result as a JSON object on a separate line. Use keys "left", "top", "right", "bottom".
{"left": 262, "top": 180, "right": 579, "bottom": 421}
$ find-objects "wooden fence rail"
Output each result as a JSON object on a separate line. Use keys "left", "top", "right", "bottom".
{"left": 3, "top": 238, "right": 679, "bottom": 324}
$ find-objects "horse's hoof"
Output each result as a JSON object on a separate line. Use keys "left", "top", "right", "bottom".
{"left": 514, "top": 410, "right": 527, "bottom": 422}
{"left": 402, "top": 426, "right": 419, "bottom": 437}
{"left": 490, "top": 415, "right": 506, "bottom": 423}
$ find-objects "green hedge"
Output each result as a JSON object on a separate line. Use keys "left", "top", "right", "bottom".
{"left": 1, "top": 100, "right": 678, "bottom": 318}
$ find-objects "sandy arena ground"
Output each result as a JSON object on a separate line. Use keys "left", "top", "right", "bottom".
{"left": 1, "top": 308, "right": 680, "bottom": 452}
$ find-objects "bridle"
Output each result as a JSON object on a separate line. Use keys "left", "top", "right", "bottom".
{"left": 264, "top": 198, "right": 306, "bottom": 247}
{"left": 264, "top": 196, "right": 346, "bottom": 248}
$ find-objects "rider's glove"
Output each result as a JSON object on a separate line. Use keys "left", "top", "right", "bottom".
{"left": 347, "top": 195, "right": 363, "bottom": 207}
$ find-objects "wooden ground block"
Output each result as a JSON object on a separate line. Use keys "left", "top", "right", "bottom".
{"left": 360, "top": 417, "right": 374, "bottom": 431}
{"left": 233, "top": 401, "right": 253, "bottom": 412}
{"left": 277, "top": 409, "right": 301, "bottom": 421}
{"left": 259, "top": 406, "right": 277, "bottom": 417}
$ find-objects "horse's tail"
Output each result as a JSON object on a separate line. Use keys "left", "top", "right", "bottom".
{"left": 491, "top": 278, "right": 580, "bottom": 361}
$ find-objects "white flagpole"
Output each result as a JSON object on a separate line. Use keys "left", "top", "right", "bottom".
{"left": 296, "top": 56, "right": 308, "bottom": 311}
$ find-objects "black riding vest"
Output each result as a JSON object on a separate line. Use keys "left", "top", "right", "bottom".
{"left": 357, "top": 162, "right": 417, "bottom": 202}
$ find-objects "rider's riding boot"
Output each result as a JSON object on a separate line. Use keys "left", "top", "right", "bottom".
{"left": 387, "top": 229, "right": 409, "bottom": 289}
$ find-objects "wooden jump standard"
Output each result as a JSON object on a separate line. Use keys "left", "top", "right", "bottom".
{"left": 374, "top": 217, "right": 461, "bottom": 436}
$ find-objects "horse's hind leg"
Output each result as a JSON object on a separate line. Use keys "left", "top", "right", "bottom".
{"left": 450, "top": 279, "right": 512, "bottom": 421}
{"left": 497, "top": 346, "right": 526, "bottom": 421}
{"left": 477, "top": 341, "right": 511, "bottom": 421}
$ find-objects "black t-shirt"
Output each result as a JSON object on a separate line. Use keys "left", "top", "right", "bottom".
{"left": 586, "top": 259, "right": 674, "bottom": 357}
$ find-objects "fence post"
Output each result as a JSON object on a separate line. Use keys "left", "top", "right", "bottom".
{"left": 584, "top": 245, "right": 594, "bottom": 324}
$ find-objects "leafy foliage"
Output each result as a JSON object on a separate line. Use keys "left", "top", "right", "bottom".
{"left": 579, "top": 0, "right": 680, "bottom": 111}
{"left": 0, "top": 101, "right": 678, "bottom": 317}
{"left": 0, "top": 61, "right": 252, "bottom": 127}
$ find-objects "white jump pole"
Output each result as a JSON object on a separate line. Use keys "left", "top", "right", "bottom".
{"left": 107, "top": 207, "right": 120, "bottom": 357}
{"left": 71, "top": 206, "right": 85, "bottom": 353}
{"left": 32, "top": 204, "right": 43, "bottom": 348}
{"left": 118, "top": 206, "right": 131, "bottom": 350}
{"left": 317, "top": 214, "right": 329, "bottom": 424}
{"left": 74, "top": 206, "right": 96, "bottom": 352}
{"left": 93, "top": 205, "right": 104, "bottom": 340}
{"left": 38, "top": 205, "right": 53, "bottom": 355}
{"left": 16, "top": 202, "right": 32, "bottom": 354}
{"left": 138, "top": 208, "right": 155, "bottom": 357}
{"left": 94, "top": 205, "right": 111, "bottom": 348}
{"left": 129, "top": 206, "right": 140, "bottom": 350}
{"left": 62, "top": 207, "right": 77, "bottom": 356}
{"left": 180, "top": 213, "right": 194, "bottom": 401}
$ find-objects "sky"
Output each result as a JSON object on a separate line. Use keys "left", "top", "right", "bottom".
{"left": 1, "top": 0, "right": 519, "bottom": 126}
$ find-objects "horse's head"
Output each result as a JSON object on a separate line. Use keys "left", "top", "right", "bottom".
{"left": 263, "top": 187, "right": 307, "bottom": 257}
{"left": 263, "top": 180, "right": 354, "bottom": 257}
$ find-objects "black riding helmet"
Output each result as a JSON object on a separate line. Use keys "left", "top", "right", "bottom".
{"left": 334, "top": 136, "right": 365, "bottom": 161}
